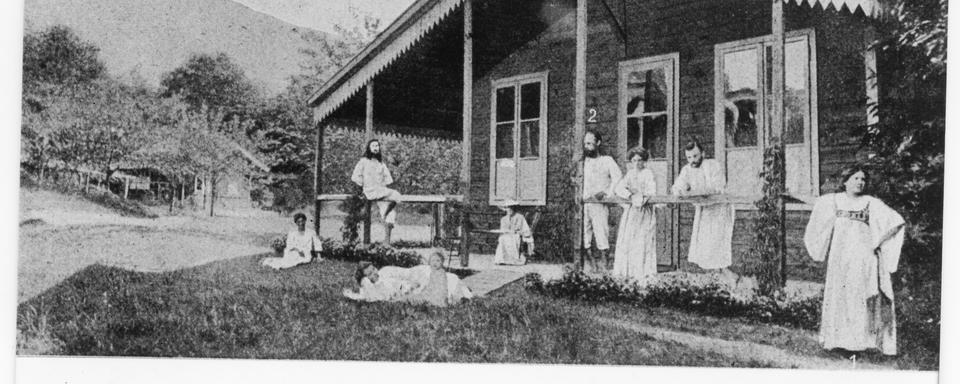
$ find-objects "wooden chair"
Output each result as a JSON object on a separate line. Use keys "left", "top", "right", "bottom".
{"left": 441, "top": 205, "right": 544, "bottom": 268}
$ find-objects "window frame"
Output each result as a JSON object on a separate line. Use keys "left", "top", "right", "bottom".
{"left": 488, "top": 71, "right": 549, "bottom": 206}
{"left": 713, "top": 28, "right": 820, "bottom": 204}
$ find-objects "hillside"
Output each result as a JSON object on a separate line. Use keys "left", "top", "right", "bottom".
{"left": 24, "top": 0, "right": 331, "bottom": 95}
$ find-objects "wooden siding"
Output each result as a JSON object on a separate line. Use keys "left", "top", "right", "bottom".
{"left": 465, "top": 0, "right": 874, "bottom": 279}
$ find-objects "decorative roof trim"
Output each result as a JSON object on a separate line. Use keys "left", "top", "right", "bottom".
{"left": 308, "top": 0, "right": 464, "bottom": 122}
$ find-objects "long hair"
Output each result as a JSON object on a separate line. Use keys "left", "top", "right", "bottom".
{"left": 363, "top": 139, "right": 383, "bottom": 162}
{"left": 837, "top": 165, "right": 871, "bottom": 193}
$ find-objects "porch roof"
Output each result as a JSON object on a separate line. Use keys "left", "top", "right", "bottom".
{"left": 307, "top": 0, "right": 886, "bottom": 128}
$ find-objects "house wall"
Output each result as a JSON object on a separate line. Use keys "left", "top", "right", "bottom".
{"left": 468, "top": 0, "right": 874, "bottom": 279}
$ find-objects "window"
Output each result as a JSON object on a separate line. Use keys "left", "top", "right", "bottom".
{"left": 714, "top": 29, "right": 818, "bottom": 197}
{"left": 490, "top": 72, "right": 548, "bottom": 205}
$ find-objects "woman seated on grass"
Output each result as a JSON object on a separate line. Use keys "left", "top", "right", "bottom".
{"left": 261, "top": 213, "right": 322, "bottom": 270}
{"left": 343, "top": 250, "right": 473, "bottom": 306}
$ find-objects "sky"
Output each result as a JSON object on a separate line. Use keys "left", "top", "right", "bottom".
{"left": 231, "top": 0, "right": 416, "bottom": 34}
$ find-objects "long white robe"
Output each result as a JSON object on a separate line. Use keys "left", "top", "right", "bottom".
{"left": 613, "top": 168, "right": 658, "bottom": 280}
{"left": 261, "top": 229, "right": 322, "bottom": 270}
{"left": 804, "top": 193, "right": 905, "bottom": 355}
{"left": 494, "top": 213, "right": 533, "bottom": 265}
{"left": 670, "top": 159, "right": 734, "bottom": 269}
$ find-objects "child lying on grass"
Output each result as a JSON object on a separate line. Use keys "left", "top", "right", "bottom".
{"left": 342, "top": 250, "right": 473, "bottom": 306}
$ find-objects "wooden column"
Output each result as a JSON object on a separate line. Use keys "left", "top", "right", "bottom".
{"left": 365, "top": 81, "right": 375, "bottom": 143}
{"left": 771, "top": 0, "right": 788, "bottom": 286}
{"left": 459, "top": 0, "right": 473, "bottom": 267}
{"left": 314, "top": 122, "right": 325, "bottom": 236}
{"left": 572, "top": 0, "right": 588, "bottom": 269}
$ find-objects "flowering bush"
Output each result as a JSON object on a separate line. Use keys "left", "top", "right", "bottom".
{"left": 318, "top": 239, "right": 423, "bottom": 268}
{"left": 270, "top": 236, "right": 286, "bottom": 254}
{"left": 525, "top": 271, "right": 822, "bottom": 330}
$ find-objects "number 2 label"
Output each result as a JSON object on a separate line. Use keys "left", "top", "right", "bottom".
{"left": 587, "top": 108, "right": 598, "bottom": 123}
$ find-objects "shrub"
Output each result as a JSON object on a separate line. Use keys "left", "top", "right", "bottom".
{"left": 318, "top": 240, "right": 423, "bottom": 268}
{"left": 526, "top": 271, "right": 821, "bottom": 330}
{"left": 747, "top": 142, "right": 787, "bottom": 296}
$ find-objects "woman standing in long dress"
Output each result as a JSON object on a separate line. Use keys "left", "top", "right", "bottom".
{"left": 351, "top": 139, "right": 402, "bottom": 245}
{"left": 493, "top": 200, "right": 534, "bottom": 266}
{"left": 262, "top": 213, "right": 323, "bottom": 270}
{"left": 804, "top": 166, "right": 905, "bottom": 356}
{"left": 612, "top": 148, "right": 658, "bottom": 281}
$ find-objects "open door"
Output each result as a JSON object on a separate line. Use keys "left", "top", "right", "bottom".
{"left": 618, "top": 53, "right": 679, "bottom": 269}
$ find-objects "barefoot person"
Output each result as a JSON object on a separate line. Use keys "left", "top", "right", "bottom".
{"left": 261, "top": 213, "right": 323, "bottom": 270}
{"left": 612, "top": 147, "right": 658, "bottom": 281}
{"left": 670, "top": 139, "right": 735, "bottom": 274}
{"left": 579, "top": 131, "right": 622, "bottom": 273}
{"left": 351, "top": 139, "right": 402, "bottom": 245}
{"left": 493, "top": 199, "right": 534, "bottom": 266}
{"left": 804, "top": 166, "right": 905, "bottom": 356}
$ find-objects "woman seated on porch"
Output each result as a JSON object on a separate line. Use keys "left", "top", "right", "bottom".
{"left": 343, "top": 250, "right": 473, "bottom": 306}
{"left": 261, "top": 213, "right": 322, "bottom": 270}
{"left": 804, "top": 165, "right": 905, "bottom": 356}
{"left": 493, "top": 200, "right": 534, "bottom": 266}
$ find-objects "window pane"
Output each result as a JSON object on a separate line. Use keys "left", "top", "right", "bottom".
{"left": 496, "top": 87, "right": 515, "bottom": 123}
{"left": 723, "top": 48, "right": 759, "bottom": 147}
{"left": 519, "top": 121, "right": 539, "bottom": 158}
{"left": 785, "top": 40, "right": 808, "bottom": 144}
{"left": 520, "top": 82, "right": 541, "bottom": 120}
{"left": 643, "top": 115, "right": 668, "bottom": 159}
{"left": 496, "top": 123, "right": 514, "bottom": 159}
{"left": 626, "top": 69, "right": 667, "bottom": 113}
{"left": 627, "top": 117, "right": 640, "bottom": 151}
{"left": 764, "top": 40, "right": 809, "bottom": 145}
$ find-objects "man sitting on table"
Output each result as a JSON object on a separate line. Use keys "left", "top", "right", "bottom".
{"left": 670, "top": 139, "right": 735, "bottom": 274}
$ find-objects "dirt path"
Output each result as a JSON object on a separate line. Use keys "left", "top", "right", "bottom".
{"left": 596, "top": 317, "right": 895, "bottom": 370}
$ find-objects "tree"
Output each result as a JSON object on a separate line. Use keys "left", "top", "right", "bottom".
{"left": 159, "top": 53, "right": 258, "bottom": 118}
{"left": 47, "top": 80, "right": 164, "bottom": 184}
{"left": 22, "top": 25, "right": 106, "bottom": 88}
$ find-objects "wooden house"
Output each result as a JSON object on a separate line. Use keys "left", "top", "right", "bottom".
{"left": 308, "top": 0, "right": 886, "bottom": 277}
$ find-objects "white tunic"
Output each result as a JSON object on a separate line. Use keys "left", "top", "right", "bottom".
{"left": 582, "top": 155, "right": 623, "bottom": 198}
{"left": 351, "top": 157, "right": 397, "bottom": 200}
{"left": 613, "top": 168, "right": 658, "bottom": 280}
{"left": 804, "top": 193, "right": 904, "bottom": 355}
{"left": 670, "top": 159, "right": 734, "bottom": 269}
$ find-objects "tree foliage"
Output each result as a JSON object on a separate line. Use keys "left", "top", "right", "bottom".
{"left": 159, "top": 53, "right": 258, "bottom": 117}
{"left": 22, "top": 25, "right": 106, "bottom": 88}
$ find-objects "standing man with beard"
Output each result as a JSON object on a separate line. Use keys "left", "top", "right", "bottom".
{"left": 352, "top": 139, "right": 402, "bottom": 245}
{"left": 671, "top": 139, "right": 735, "bottom": 276}
{"left": 579, "top": 131, "right": 622, "bottom": 273}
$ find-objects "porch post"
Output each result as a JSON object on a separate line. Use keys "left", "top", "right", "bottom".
{"left": 314, "top": 122, "right": 325, "bottom": 236}
{"left": 572, "top": 0, "right": 588, "bottom": 269}
{"left": 771, "top": 0, "right": 788, "bottom": 287}
{"left": 365, "top": 81, "right": 375, "bottom": 143}
{"left": 459, "top": 0, "right": 473, "bottom": 267}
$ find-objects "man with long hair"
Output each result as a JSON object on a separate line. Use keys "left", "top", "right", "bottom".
{"left": 579, "top": 130, "right": 622, "bottom": 273}
{"left": 351, "top": 139, "right": 402, "bottom": 245}
{"left": 671, "top": 139, "right": 735, "bottom": 275}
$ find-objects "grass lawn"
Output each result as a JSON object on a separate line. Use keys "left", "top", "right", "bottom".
{"left": 16, "top": 255, "right": 936, "bottom": 369}
{"left": 18, "top": 256, "right": 781, "bottom": 367}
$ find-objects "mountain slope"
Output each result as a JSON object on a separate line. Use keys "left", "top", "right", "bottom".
{"left": 24, "top": 0, "right": 330, "bottom": 95}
